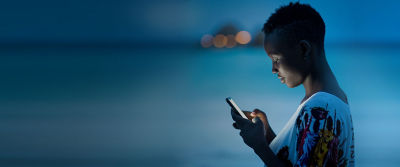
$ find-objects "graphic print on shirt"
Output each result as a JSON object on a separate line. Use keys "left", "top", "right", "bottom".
{"left": 294, "top": 104, "right": 351, "bottom": 167}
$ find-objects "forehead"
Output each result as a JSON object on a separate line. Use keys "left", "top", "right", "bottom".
{"left": 263, "top": 31, "right": 294, "bottom": 57}
{"left": 263, "top": 32, "right": 282, "bottom": 56}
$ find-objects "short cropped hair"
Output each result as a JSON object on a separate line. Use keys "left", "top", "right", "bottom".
{"left": 262, "top": 2, "right": 325, "bottom": 46}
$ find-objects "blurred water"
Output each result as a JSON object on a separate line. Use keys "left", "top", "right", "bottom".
{"left": 0, "top": 45, "right": 399, "bottom": 166}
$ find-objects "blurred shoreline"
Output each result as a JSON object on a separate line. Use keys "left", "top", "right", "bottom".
{"left": 1, "top": 40, "right": 400, "bottom": 49}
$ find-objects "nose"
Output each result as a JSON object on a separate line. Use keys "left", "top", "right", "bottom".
{"left": 272, "top": 63, "right": 278, "bottom": 74}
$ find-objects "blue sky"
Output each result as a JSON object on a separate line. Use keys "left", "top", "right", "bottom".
{"left": 0, "top": 0, "right": 399, "bottom": 43}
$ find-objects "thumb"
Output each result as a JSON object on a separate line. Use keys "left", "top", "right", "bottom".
{"left": 252, "top": 109, "right": 265, "bottom": 117}
{"left": 253, "top": 116, "right": 266, "bottom": 136}
{"left": 252, "top": 116, "right": 263, "bottom": 125}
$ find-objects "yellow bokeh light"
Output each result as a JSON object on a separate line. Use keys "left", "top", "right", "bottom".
{"left": 213, "top": 34, "right": 228, "bottom": 48}
{"left": 235, "top": 31, "right": 251, "bottom": 45}
{"left": 226, "top": 34, "right": 236, "bottom": 48}
{"left": 200, "top": 34, "right": 213, "bottom": 48}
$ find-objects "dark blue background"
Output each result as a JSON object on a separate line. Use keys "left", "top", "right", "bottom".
{"left": 0, "top": 0, "right": 399, "bottom": 166}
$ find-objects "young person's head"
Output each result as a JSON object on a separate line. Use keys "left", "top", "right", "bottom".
{"left": 263, "top": 2, "right": 325, "bottom": 88}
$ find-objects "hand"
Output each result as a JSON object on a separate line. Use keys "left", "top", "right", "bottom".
{"left": 233, "top": 109, "right": 274, "bottom": 139}
{"left": 231, "top": 109, "right": 267, "bottom": 150}
{"left": 250, "top": 109, "right": 276, "bottom": 144}
{"left": 249, "top": 109, "right": 270, "bottom": 132}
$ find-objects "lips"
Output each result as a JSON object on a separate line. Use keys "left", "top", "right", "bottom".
{"left": 278, "top": 75, "right": 285, "bottom": 83}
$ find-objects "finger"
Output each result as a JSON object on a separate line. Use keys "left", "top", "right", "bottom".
{"left": 242, "top": 111, "right": 253, "bottom": 119}
{"left": 231, "top": 109, "right": 247, "bottom": 123}
{"left": 252, "top": 108, "right": 265, "bottom": 116}
{"left": 252, "top": 116, "right": 263, "bottom": 126}
{"left": 252, "top": 109, "right": 268, "bottom": 122}
{"left": 239, "top": 131, "right": 244, "bottom": 137}
{"left": 231, "top": 108, "right": 238, "bottom": 115}
{"left": 232, "top": 108, "right": 252, "bottom": 119}
{"left": 231, "top": 108, "right": 238, "bottom": 119}
{"left": 252, "top": 116, "right": 266, "bottom": 135}
{"left": 232, "top": 123, "right": 239, "bottom": 130}
{"left": 231, "top": 109, "right": 251, "bottom": 129}
{"left": 231, "top": 108, "right": 243, "bottom": 121}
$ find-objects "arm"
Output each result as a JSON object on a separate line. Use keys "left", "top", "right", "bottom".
{"left": 265, "top": 126, "right": 276, "bottom": 145}
{"left": 254, "top": 144, "right": 286, "bottom": 167}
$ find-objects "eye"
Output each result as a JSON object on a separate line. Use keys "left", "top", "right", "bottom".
{"left": 273, "top": 57, "right": 280, "bottom": 63}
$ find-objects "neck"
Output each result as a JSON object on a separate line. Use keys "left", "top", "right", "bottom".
{"left": 302, "top": 49, "right": 339, "bottom": 99}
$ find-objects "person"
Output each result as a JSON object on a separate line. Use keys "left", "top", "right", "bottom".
{"left": 230, "top": 2, "right": 355, "bottom": 166}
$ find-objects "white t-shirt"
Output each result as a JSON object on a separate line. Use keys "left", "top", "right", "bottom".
{"left": 268, "top": 92, "right": 355, "bottom": 166}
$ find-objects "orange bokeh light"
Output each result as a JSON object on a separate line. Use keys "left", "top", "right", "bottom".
{"left": 213, "top": 34, "right": 228, "bottom": 48}
{"left": 225, "top": 34, "right": 236, "bottom": 48}
{"left": 235, "top": 31, "right": 251, "bottom": 45}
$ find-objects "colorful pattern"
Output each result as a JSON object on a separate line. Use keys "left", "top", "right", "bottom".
{"left": 295, "top": 105, "right": 346, "bottom": 166}
{"left": 268, "top": 92, "right": 355, "bottom": 167}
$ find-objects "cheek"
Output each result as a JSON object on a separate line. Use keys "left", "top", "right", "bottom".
{"left": 280, "top": 64, "right": 305, "bottom": 87}
{"left": 279, "top": 62, "right": 300, "bottom": 77}
{"left": 286, "top": 73, "right": 303, "bottom": 87}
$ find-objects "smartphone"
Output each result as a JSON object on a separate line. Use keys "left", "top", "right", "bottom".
{"left": 226, "top": 97, "right": 248, "bottom": 119}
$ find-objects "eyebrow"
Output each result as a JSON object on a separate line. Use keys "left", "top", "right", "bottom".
{"left": 266, "top": 46, "right": 279, "bottom": 55}
{"left": 268, "top": 51, "right": 280, "bottom": 57}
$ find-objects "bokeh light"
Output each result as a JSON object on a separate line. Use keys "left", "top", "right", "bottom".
{"left": 213, "top": 34, "right": 228, "bottom": 48}
{"left": 225, "top": 34, "right": 237, "bottom": 48}
{"left": 200, "top": 34, "right": 214, "bottom": 48}
{"left": 235, "top": 31, "right": 252, "bottom": 44}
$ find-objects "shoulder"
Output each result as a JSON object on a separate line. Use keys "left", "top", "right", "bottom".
{"left": 293, "top": 92, "right": 354, "bottom": 167}
{"left": 302, "top": 92, "right": 349, "bottom": 111}
{"left": 296, "top": 92, "right": 351, "bottom": 131}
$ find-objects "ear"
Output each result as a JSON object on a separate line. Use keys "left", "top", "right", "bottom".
{"left": 299, "top": 40, "right": 311, "bottom": 61}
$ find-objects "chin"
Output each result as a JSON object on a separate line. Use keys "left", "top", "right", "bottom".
{"left": 286, "top": 82, "right": 300, "bottom": 88}
{"left": 287, "top": 84, "right": 295, "bottom": 88}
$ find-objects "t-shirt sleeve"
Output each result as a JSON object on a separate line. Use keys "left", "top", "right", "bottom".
{"left": 294, "top": 102, "right": 345, "bottom": 166}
